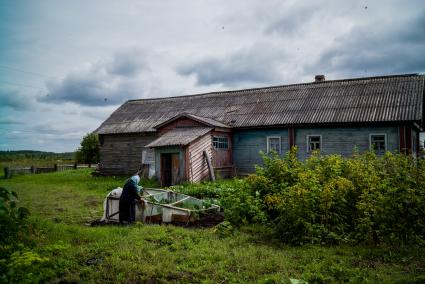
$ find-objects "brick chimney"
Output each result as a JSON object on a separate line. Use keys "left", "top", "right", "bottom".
{"left": 315, "top": 75, "right": 325, "bottom": 82}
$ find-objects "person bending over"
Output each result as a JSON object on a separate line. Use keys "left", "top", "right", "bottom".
{"left": 119, "top": 175, "right": 143, "bottom": 224}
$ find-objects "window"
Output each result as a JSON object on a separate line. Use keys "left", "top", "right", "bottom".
{"left": 213, "top": 136, "right": 229, "bottom": 149}
{"left": 307, "top": 135, "right": 321, "bottom": 152}
{"left": 267, "top": 136, "right": 281, "bottom": 154}
{"left": 370, "top": 134, "right": 386, "bottom": 155}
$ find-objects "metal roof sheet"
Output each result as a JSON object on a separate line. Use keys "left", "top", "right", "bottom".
{"left": 153, "top": 113, "right": 230, "bottom": 129}
{"left": 95, "top": 74, "right": 425, "bottom": 134}
{"left": 145, "top": 127, "right": 212, "bottom": 147}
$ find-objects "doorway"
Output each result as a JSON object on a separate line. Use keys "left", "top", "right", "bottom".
{"left": 161, "top": 153, "right": 180, "bottom": 186}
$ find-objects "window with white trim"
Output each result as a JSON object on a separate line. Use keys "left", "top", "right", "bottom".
{"left": 267, "top": 136, "right": 281, "bottom": 154}
{"left": 213, "top": 136, "right": 229, "bottom": 150}
{"left": 370, "top": 134, "right": 386, "bottom": 155}
{"left": 307, "top": 135, "right": 321, "bottom": 152}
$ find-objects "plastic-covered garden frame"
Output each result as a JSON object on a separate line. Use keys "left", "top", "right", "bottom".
{"left": 102, "top": 188, "right": 220, "bottom": 224}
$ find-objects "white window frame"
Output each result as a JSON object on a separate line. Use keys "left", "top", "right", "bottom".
{"left": 213, "top": 136, "right": 229, "bottom": 150}
{"left": 307, "top": 135, "right": 322, "bottom": 153}
{"left": 369, "top": 133, "right": 387, "bottom": 154}
{"left": 267, "top": 136, "right": 281, "bottom": 154}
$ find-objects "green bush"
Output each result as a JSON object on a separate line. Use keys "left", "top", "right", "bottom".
{"left": 0, "top": 187, "right": 30, "bottom": 245}
{"left": 250, "top": 149, "right": 425, "bottom": 245}
{"left": 0, "top": 187, "right": 39, "bottom": 283}
{"left": 219, "top": 179, "right": 267, "bottom": 225}
{"left": 170, "top": 149, "right": 425, "bottom": 245}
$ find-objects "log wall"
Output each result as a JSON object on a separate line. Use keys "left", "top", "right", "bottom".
{"left": 99, "top": 133, "right": 156, "bottom": 175}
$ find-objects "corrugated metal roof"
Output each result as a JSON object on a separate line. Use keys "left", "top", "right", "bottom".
{"left": 95, "top": 74, "right": 425, "bottom": 134}
{"left": 153, "top": 113, "right": 230, "bottom": 129}
{"left": 146, "top": 127, "right": 212, "bottom": 147}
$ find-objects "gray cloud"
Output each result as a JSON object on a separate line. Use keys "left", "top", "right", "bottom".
{"left": 105, "top": 49, "right": 148, "bottom": 77}
{"left": 177, "top": 43, "right": 287, "bottom": 87}
{"left": 264, "top": 2, "right": 322, "bottom": 36}
{"left": 306, "top": 8, "right": 425, "bottom": 77}
{"left": 3, "top": 0, "right": 425, "bottom": 152}
{"left": 39, "top": 49, "right": 150, "bottom": 106}
{"left": 0, "top": 88, "right": 34, "bottom": 110}
{"left": 0, "top": 117, "right": 24, "bottom": 125}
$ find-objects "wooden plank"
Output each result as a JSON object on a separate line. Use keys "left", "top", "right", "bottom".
{"left": 399, "top": 125, "right": 406, "bottom": 153}
{"left": 186, "top": 133, "right": 212, "bottom": 183}
{"left": 171, "top": 153, "right": 180, "bottom": 185}
{"left": 288, "top": 127, "right": 295, "bottom": 149}
{"left": 203, "top": 150, "right": 215, "bottom": 181}
{"left": 405, "top": 125, "right": 412, "bottom": 153}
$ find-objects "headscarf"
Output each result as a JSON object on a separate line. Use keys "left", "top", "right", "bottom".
{"left": 130, "top": 175, "right": 143, "bottom": 194}
{"left": 130, "top": 175, "right": 140, "bottom": 185}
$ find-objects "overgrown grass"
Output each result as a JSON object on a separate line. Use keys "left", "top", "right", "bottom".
{"left": 1, "top": 170, "right": 424, "bottom": 283}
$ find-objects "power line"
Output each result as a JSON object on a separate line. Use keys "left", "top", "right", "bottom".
{"left": 0, "top": 128, "right": 44, "bottom": 134}
{"left": 0, "top": 64, "right": 55, "bottom": 79}
{"left": 0, "top": 79, "right": 45, "bottom": 90}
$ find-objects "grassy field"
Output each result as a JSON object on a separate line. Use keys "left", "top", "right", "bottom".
{"left": 0, "top": 159, "right": 75, "bottom": 179}
{"left": 1, "top": 170, "right": 425, "bottom": 283}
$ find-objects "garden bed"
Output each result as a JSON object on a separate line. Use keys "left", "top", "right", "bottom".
{"left": 101, "top": 187, "right": 221, "bottom": 225}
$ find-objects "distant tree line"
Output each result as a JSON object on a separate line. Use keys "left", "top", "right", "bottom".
{"left": 0, "top": 151, "right": 75, "bottom": 162}
{"left": 1, "top": 133, "right": 101, "bottom": 165}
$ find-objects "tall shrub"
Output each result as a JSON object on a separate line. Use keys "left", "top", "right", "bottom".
{"left": 243, "top": 148, "right": 425, "bottom": 245}
{"left": 75, "top": 133, "right": 100, "bottom": 164}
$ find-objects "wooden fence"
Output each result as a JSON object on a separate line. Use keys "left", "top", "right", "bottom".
{"left": 3, "top": 163, "right": 97, "bottom": 179}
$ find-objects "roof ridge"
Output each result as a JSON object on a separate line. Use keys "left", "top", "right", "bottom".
{"left": 126, "top": 73, "right": 421, "bottom": 103}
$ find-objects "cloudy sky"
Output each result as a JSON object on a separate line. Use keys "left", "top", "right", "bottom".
{"left": 1, "top": 0, "right": 424, "bottom": 152}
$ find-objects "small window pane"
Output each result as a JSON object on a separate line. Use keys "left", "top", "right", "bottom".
{"left": 213, "top": 136, "right": 229, "bottom": 149}
{"left": 268, "top": 137, "right": 281, "bottom": 153}
{"left": 371, "top": 135, "right": 386, "bottom": 155}
{"left": 308, "top": 136, "right": 321, "bottom": 152}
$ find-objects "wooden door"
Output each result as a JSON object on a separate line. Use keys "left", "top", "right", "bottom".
{"left": 171, "top": 153, "right": 180, "bottom": 185}
{"left": 161, "top": 153, "right": 172, "bottom": 187}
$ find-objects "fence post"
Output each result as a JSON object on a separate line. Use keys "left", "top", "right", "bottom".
{"left": 88, "top": 163, "right": 91, "bottom": 168}
{"left": 54, "top": 164, "right": 58, "bottom": 172}
{"left": 4, "top": 167, "right": 10, "bottom": 179}
{"left": 74, "top": 163, "right": 77, "bottom": 170}
{"left": 30, "top": 166, "right": 36, "bottom": 174}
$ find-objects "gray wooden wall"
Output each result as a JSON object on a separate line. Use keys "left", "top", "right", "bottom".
{"left": 295, "top": 126, "right": 399, "bottom": 160}
{"left": 233, "top": 126, "right": 399, "bottom": 174}
{"left": 232, "top": 128, "right": 289, "bottom": 174}
{"left": 99, "top": 133, "right": 156, "bottom": 175}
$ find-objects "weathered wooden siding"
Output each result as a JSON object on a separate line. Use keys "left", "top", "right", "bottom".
{"left": 158, "top": 118, "right": 204, "bottom": 135}
{"left": 295, "top": 126, "right": 399, "bottom": 160}
{"left": 211, "top": 131, "right": 233, "bottom": 178}
{"left": 233, "top": 128, "right": 289, "bottom": 175}
{"left": 99, "top": 133, "right": 156, "bottom": 175}
{"left": 188, "top": 134, "right": 212, "bottom": 183}
{"left": 412, "top": 128, "right": 419, "bottom": 154}
{"left": 212, "top": 131, "right": 233, "bottom": 166}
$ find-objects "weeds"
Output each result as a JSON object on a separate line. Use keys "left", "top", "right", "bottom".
{"left": 0, "top": 169, "right": 424, "bottom": 283}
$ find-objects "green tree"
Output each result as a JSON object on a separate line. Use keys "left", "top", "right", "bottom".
{"left": 75, "top": 133, "right": 100, "bottom": 164}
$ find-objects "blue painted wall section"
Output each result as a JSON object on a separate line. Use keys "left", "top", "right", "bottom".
{"left": 295, "top": 126, "right": 399, "bottom": 160}
{"left": 233, "top": 128, "right": 289, "bottom": 174}
{"left": 233, "top": 126, "right": 400, "bottom": 174}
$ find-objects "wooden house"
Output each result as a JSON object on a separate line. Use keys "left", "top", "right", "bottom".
{"left": 94, "top": 74, "right": 425, "bottom": 186}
